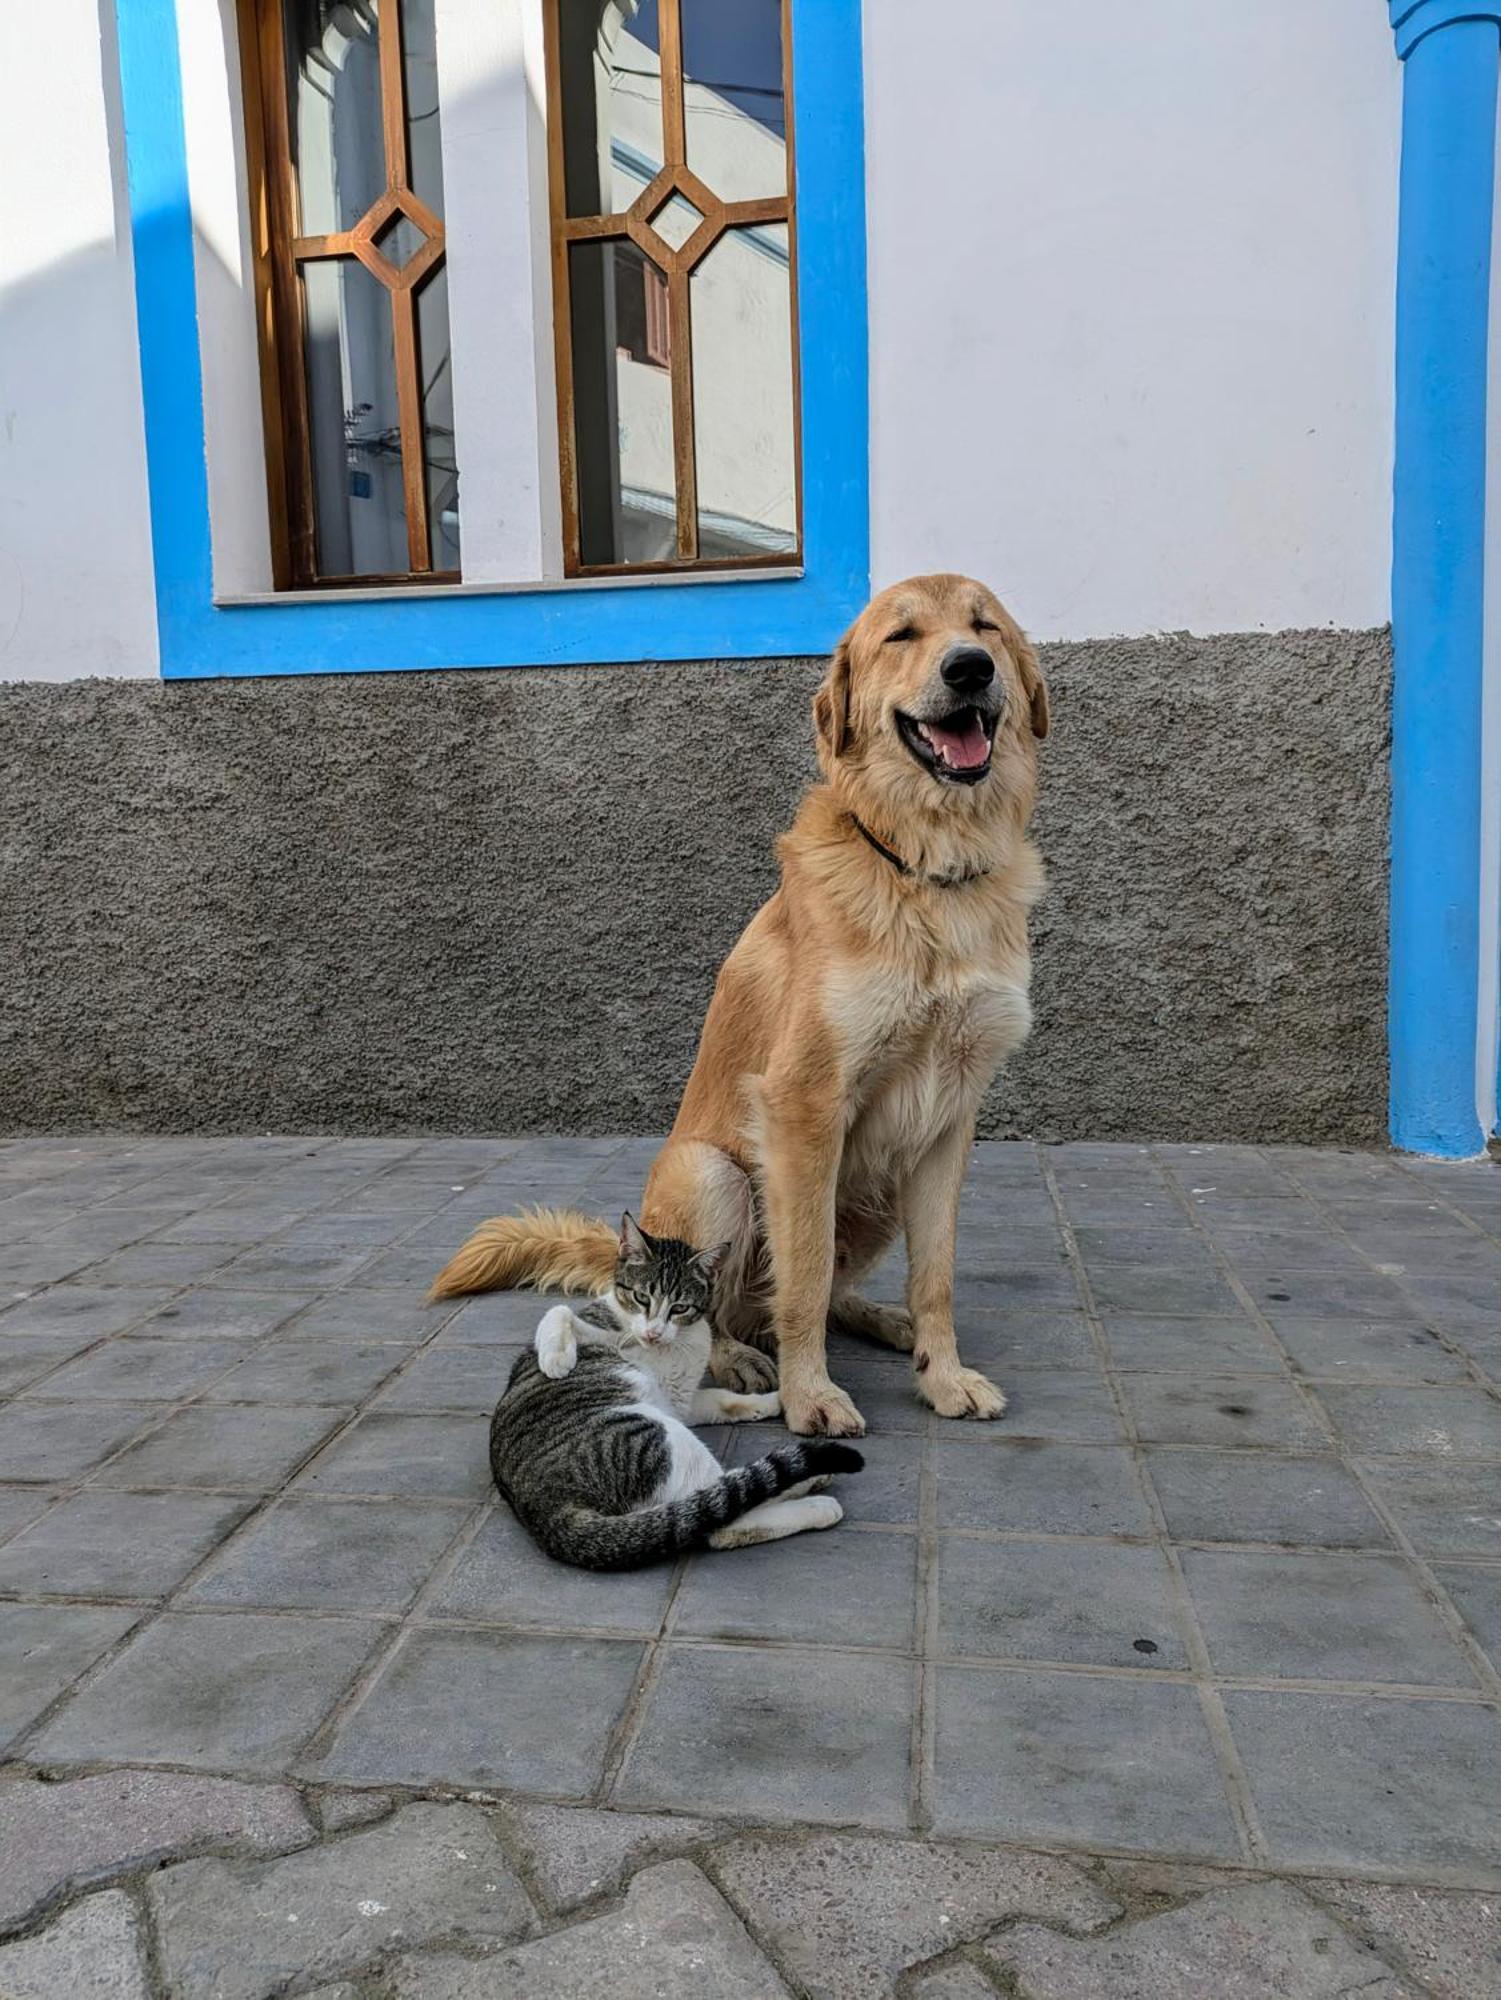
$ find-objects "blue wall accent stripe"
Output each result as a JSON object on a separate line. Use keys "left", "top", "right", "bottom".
{"left": 1388, "top": 16, "right": 1499, "bottom": 1156}
{"left": 110, "top": 0, "right": 869, "bottom": 678}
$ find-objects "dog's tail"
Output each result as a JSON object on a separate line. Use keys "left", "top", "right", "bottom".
{"left": 532, "top": 1442, "right": 865, "bottom": 1572}
{"left": 428, "top": 1206, "right": 618, "bottom": 1302}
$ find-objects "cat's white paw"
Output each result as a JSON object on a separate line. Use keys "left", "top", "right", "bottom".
{"left": 535, "top": 1306, "right": 578, "bottom": 1379}
{"left": 804, "top": 1495, "right": 843, "bottom": 1531}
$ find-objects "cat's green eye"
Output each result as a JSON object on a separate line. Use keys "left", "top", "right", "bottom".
{"left": 672, "top": 1303, "right": 696, "bottom": 1321}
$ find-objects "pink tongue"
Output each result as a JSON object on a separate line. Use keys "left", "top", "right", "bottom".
{"left": 927, "top": 713, "right": 990, "bottom": 769}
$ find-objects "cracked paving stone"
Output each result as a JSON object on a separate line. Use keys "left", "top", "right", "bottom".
{"left": 148, "top": 1800, "right": 534, "bottom": 2000}
{"left": 0, "top": 1767, "right": 313, "bottom": 1928}
{"left": 387, "top": 1860, "right": 790, "bottom": 1999}
{"left": 0, "top": 1888, "right": 150, "bottom": 1999}
{"left": 1313, "top": 1880, "right": 1501, "bottom": 2000}
{"left": 496, "top": 1800, "right": 722, "bottom": 1913}
{"left": 314, "top": 1786, "right": 398, "bottom": 1833}
{"left": 711, "top": 1831, "right": 1120, "bottom": 2000}
{"left": 985, "top": 1882, "right": 1414, "bottom": 1999}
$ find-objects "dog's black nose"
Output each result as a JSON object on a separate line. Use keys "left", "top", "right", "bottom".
{"left": 939, "top": 645, "right": 995, "bottom": 694}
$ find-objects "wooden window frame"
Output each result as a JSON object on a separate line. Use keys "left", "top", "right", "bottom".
{"left": 543, "top": 0, "right": 803, "bottom": 579}
{"left": 237, "top": 0, "right": 459, "bottom": 591}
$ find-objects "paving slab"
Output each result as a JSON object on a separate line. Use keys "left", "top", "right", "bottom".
{"left": 88, "top": 1402, "right": 344, "bottom": 1492}
{"left": 0, "top": 1602, "right": 140, "bottom": 1750}
{"left": 0, "top": 1767, "right": 313, "bottom": 1927}
{"left": 1313, "top": 1879, "right": 1501, "bottom": 2000}
{"left": 29, "top": 1610, "right": 381, "bottom": 1773}
{"left": 931, "top": 1667, "right": 1242, "bottom": 1856}
{"left": 936, "top": 1536, "right": 1187, "bottom": 1668}
{"left": 1117, "top": 1374, "right": 1328, "bottom": 1449}
{"left": 428, "top": 1504, "right": 675, "bottom": 1635}
{"left": 0, "top": 1489, "right": 252, "bottom": 1600}
{"left": 672, "top": 1524, "right": 919, "bottom": 1648}
{"left": 497, "top": 1800, "right": 721, "bottom": 1912}
{"left": 1146, "top": 1448, "right": 1390, "bottom": 1549}
{"left": 289, "top": 1411, "right": 493, "bottom": 1499}
{"left": 311, "top": 1629, "right": 644, "bottom": 1792}
{"left": 933, "top": 1439, "right": 1153, "bottom": 1536}
{"left": 150, "top": 1800, "right": 534, "bottom": 2000}
{"left": 387, "top": 1860, "right": 787, "bottom": 2000}
{"left": 987, "top": 1881, "right": 1408, "bottom": 1999}
{"left": 183, "top": 1497, "right": 470, "bottom": 1614}
{"left": 1356, "top": 1458, "right": 1501, "bottom": 1556}
{"left": 0, "top": 1888, "right": 151, "bottom": 2000}
{"left": 1223, "top": 1688, "right": 1501, "bottom": 1872}
{"left": 1180, "top": 1547, "right": 1475, "bottom": 1685}
{"left": 711, "top": 1831, "right": 1119, "bottom": 2000}
{"left": 0, "top": 1401, "right": 170, "bottom": 1481}
{"left": 616, "top": 1644, "right": 916, "bottom": 1829}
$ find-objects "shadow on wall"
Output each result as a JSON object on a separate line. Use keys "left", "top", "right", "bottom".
{"left": 0, "top": 625, "right": 1389, "bottom": 1142}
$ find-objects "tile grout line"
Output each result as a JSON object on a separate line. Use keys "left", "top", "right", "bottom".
{"left": 1160, "top": 1149, "right": 1501, "bottom": 1706}
{"left": 593, "top": 1550, "right": 695, "bottom": 1809}
{"left": 909, "top": 1405, "right": 941, "bottom": 1835}
{"left": 1039, "top": 1152, "right": 1269, "bottom": 1867}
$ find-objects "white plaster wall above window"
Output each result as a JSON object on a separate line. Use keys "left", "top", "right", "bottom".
{"left": 863, "top": 0, "right": 1401, "bottom": 641}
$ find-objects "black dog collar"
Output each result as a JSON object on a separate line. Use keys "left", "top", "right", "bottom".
{"left": 847, "top": 814, "right": 991, "bottom": 889}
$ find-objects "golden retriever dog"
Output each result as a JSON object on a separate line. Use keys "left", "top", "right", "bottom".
{"left": 431, "top": 573, "right": 1048, "bottom": 1436}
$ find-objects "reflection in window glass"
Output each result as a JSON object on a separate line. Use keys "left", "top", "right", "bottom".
{"left": 690, "top": 224, "right": 796, "bottom": 558}
{"left": 558, "top": 0, "right": 665, "bottom": 218}
{"left": 302, "top": 257, "right": 408, "bottom": 577}
{"left": 401, "top": 0, "right": 445, "bottom": 219}
{"left": 415, "top": 266, "right": 460, "bottom": 569}
{"left": 569, "top": 239, "right": 677, "bottom": 567}
{"left": 284, "top": 0, "right": 386, "bottom": 238}
{"left": 681, "top": 0, "right": 786, "bottom": 204}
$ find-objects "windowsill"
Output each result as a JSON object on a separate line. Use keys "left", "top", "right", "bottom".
{"left": 214, "top": 565, "right": 805, "bottom": 609}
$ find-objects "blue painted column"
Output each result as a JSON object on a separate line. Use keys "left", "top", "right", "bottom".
{"left": 1388, "top": 2, "right": 1501, "bottom": 1155}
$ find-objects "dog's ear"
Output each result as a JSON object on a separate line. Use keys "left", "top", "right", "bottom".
{"left": 813, "top": 634, "right": 853, "bottom": 757}
{"left": 1016, "top": 636, "right": 1050, "bottom": 741}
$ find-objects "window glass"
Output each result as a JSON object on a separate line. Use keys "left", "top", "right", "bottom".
{"left": 681, "top": 0, "right": 787, "bottom": 205}
{"left": 569, "top": 239, "right": 677, "bottom": 567}
{"left": 558, "top": 0, "right": 666, "bottom": 218}
{"left": 691, "top": 224, "right": 796, "bottom": 557}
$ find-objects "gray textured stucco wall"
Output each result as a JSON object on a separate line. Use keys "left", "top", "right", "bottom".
{"left": 0, "top": 627, "right": 1389, "bottom": 1140}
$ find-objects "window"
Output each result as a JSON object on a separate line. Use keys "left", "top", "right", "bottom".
{"left": 240, "top": 0, "right": 460, "bottom": 588}
{"left": 545, "top": 0, "right": 800, "bottom": 574}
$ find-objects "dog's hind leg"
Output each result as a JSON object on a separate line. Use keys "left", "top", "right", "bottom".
{"left": 644, "top": 1138, "right": 778, "bottom": 1392}
{"left": 829, "top": 1293, "right": 915, "bottom": 1352}
{"left": 828, "top": 1200, "right": 914, "bottom": 1351}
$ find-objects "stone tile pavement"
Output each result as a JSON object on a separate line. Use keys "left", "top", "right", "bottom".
{"left": 0, "top": 1133, "right": 1499, "bottom": 1994}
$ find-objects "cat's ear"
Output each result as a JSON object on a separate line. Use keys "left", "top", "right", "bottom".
{"left": 694, "top": 1241, "right": 732, "bottom": 1282}
{"left": 619, "top": 1212, "right": 649, "bottom": 1259}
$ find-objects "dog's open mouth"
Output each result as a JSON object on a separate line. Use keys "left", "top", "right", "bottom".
{"left": 894, "top": 707, "right": 998, "bottom": 784}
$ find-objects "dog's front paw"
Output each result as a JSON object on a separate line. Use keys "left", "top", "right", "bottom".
{"left": 711, "top": 1337, "right": 779, "bottom": 1395}
{"left": 781, "top": 1377, "right": 867, "bottom": 1438}
{"left": 918, "top": 1363, "right": 1007, "bottom": 1420}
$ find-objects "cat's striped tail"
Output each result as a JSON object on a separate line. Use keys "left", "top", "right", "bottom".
{"left": 537, "top": 1441, "right": 864, "bottom": 1572}
{"left": 428, "top": 1206, "right": 617, "bottom": 1302}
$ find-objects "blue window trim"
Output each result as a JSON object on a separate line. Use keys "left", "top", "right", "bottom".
{"left": 112, "top": 0, "right": 869, "bottom": 679}
{"left": 1387, "top": 1, "right": 1501, "bottom": 1155}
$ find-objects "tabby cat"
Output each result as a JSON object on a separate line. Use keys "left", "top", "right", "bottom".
{"left": 489, "top": 1214, "right": 863, "bottom": 1571}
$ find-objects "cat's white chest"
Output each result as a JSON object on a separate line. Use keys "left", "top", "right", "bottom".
{"left": 631, "top": 1322, "right": 712, "bottom": 1418}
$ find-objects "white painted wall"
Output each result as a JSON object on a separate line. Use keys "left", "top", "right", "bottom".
{"left": 863, "top": 0, "right": 1402, "bottom": 640}
{"left": 0, "top": 0, "right": 157, "bottom": 679}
